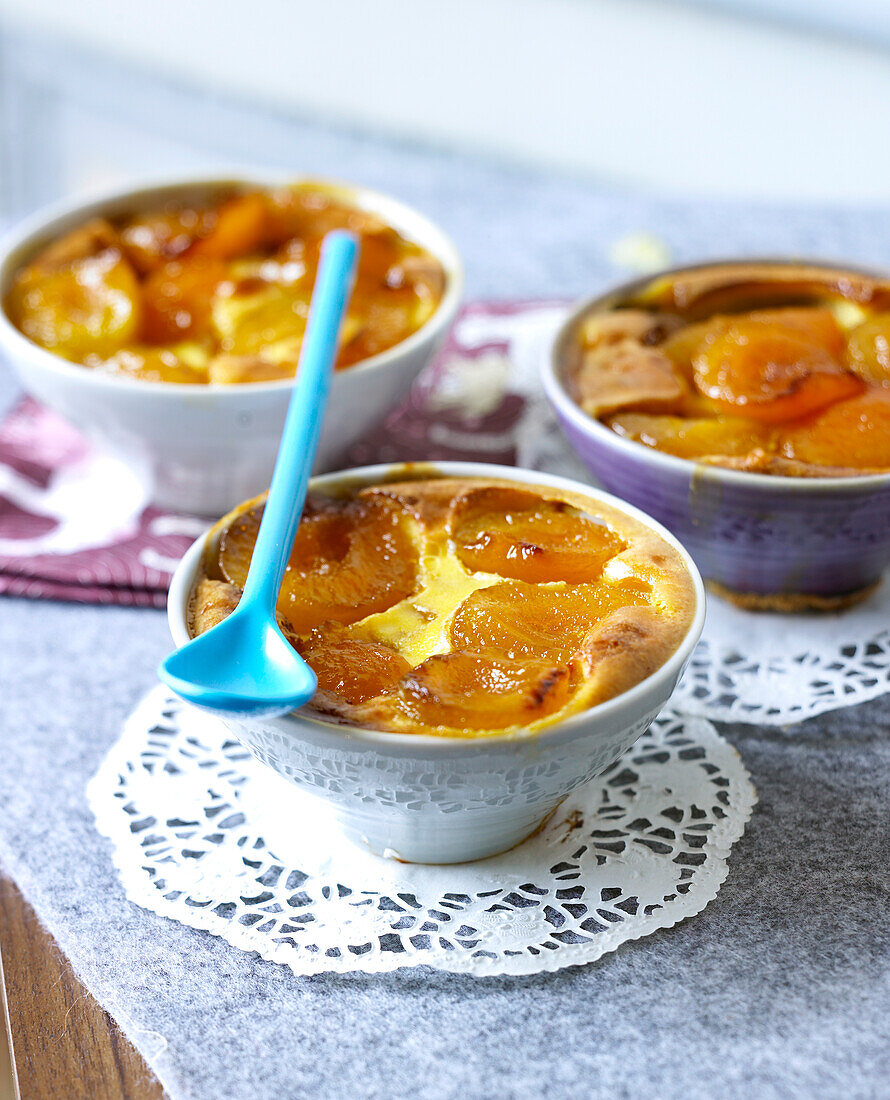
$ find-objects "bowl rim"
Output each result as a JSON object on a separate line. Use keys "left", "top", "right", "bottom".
{"left": 544, "top": 257, "right": 890, "bottom": 494}
{"left": 167, "top": 460, "right": 706, "bottom": 750}
{"left": 0, "top": 172, "right": 464, "bottom": 396}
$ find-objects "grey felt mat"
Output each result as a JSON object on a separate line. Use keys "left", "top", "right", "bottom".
{"left": 2, "top": 111, "right": 889, "bottom": 1100}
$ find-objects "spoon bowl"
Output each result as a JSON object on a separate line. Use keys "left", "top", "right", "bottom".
{"left": 160, "top": 607, "right": 317, "bottom": 718}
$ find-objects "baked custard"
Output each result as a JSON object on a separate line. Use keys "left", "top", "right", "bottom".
{"left": 188, "top": 477, "right": 696, "bottom": 738}
{"left": 6, "top": 184, "right": 445, "bottom": 383}
{"left": 568, "top": 263, "right": 890, "bottom": 476}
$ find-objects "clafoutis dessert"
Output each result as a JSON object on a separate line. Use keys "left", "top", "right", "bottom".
{"left": 568, "top": 263, "right": 890, "bottom": 475}
{"left": 6, "top": 183, "right": 445, "bottom": 383}
{"left": 189, "top": 477, "right": 696, "bottom": 738}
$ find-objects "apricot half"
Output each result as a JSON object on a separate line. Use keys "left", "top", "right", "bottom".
{"left": 450, "top": 579, "right": 648, "bottom": 665}
{"left": 608, "top": 412, "right": 772, "bottom": 460}
{"left": 846, "top": 314, "right": 890, "bottom": 387}
{"left": 780, "top": 390, "right": 890, "bottom": 470}
{"left": 188, "top": 192, "right": 269, "bottom": 261}
{"left": 120, "top": 206, "right": 216, "bottom": 274}
{"left": 302, "top": 639, "right": 411, "bottom": 706}
{"left": 217, "top": 496, "right": 419, "bottom": 636}
{"left": 7, "top": 249, "right": 141, "bottom": 359}
{"left": 693, "top": 318, "right": 860, "bottom": 422}
{"left": 451, "top": 487, "right": 625, "bottom": 584}
{"left": 398, "top": 652, "right": 576, "bottom": 732}
{"left": 661, "top": 308, "right": 843, "bottom": 384}
{"left": 141, "top": 258, "right": 228, "bottom": 343}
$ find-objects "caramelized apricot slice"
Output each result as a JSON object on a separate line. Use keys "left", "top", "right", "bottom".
{"left": 212, "top": 282, "right": 310, "bottom": 358}
{"left": 7, "top": 249, "right": 140, "bottom": 359}
{"left": 608, "top": 412, "right": 772, "bottom": 460}
{"left": 265, "top": 186, "right": 386, "bottom": 245}
{"left": 303, "top": 639, "right": 411, "bottom": 706}
{"left": 218, "top": 501, "right": 350, "bottom": 586}
{"left": 398, "top": 652, "right": 576, "bottom": 732}
{"left": 217, "top": 497, "right": 419, "bottom": 636}
{"left": 693, "top": 319, "right": 860, "bottom": 422}
{"left": 451, "top": 487, "right": 624, "bottom": 584}
{"left": 387, "top": 253, "right": 446, "bottom": 303}
{"left": 846, "top": 313, "right": 890, "bottom": 386}
{"left": 450, "top": 580, "right": 649, "bottom": 665}
{"left": 662, "top": 308, "right": 844, "bottom": 383}
{"left": 27, "top": 218, "right": 120, "bottom": 270}
{"left": 780, "top": 390, "right": 890, "bottom": 469}
{"left": 120, "top": 206, "right": 216, "bottom": 273}
{"left": 748, "top": 308, "right": 845, "bottom": 356}
{"left": 660, "top": 319, "right": 725, "bottom": 383}
{"left": 141, "top": 258, "right": 228, "bottom": 343}
{"left": 188, "top": 192, "right": 269, "bottom": 260}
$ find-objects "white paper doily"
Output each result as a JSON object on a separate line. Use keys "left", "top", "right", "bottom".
{"left": 88, "top": 687, "right": 755, "bottom": 977}
{"left": 672, "top": 582, "right": 890, "bottom": 724}
{"left": 440, "top": 305, "right": 890, "bottom": 726}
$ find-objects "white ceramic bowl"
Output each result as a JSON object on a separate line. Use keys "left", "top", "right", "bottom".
{"left": 0, "top": 176, "right": 463, "bottom": 514}
{"left": 167, "top": 461, "right": 705, "bottom": 864}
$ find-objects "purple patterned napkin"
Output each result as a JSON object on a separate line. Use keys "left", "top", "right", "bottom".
{"left": 0, "top": 301, "right": 558, "bottom": 607}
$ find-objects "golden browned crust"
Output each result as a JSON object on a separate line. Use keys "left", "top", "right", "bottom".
{"left": 708, "top": 579, "right": 879, "bottom": 613}
{"left": 188, "top": 476, "right": 696, "bottom": 738}
{"left": 188, "top": 577, "right": 241, "bottom": 635}
{"left": 632, "top": 262, "right": 890, "bottom": 316}
{"left": 572, "top": 341, "right": 686, "bottom": 420}
{"left": 696, "top": 454, "right": 889, "bottom": 478}
{"left": 579, "top": 606, "right": 679, "bottom": 707}
{"left": 569, "top": 309, "right": 687, "bottom": 420}
{"left": 27, "top": 218, "right": 121, "bottom": 271}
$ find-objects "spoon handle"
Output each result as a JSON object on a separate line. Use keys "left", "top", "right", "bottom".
{"left": 240, "top": 230, "right": 358, "bottom": 613}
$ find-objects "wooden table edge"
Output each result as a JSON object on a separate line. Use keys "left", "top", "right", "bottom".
{"left": 0, "top": 871, "right": 166, "bottom": 1099}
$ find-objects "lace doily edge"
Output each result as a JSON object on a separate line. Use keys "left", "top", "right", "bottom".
{"left": 676, "top": 678, "right": 890, "bottom": 727}
{"left": 87, "top": 702, "right": 757, "bottom": 978}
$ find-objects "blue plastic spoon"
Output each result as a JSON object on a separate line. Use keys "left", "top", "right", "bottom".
{"left": 159, "top": 231, "right": 358, "bottom": 718}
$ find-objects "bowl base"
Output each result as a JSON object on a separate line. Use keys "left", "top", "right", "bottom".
{"left": 340, "top": 804, "right": 563, "bottom": 866}
{"left": 707, "top": 578, "right": 881, "bottom": 613}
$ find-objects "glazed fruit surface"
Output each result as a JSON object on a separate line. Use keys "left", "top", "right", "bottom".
{"left": 188, "top": 477, "right": 696, "bottom": 737}
{"left": 6, "top": 184, "right": 445, "bottom": 383}
{"left": 568, "top": 264, "right": 890, "bottom": 475}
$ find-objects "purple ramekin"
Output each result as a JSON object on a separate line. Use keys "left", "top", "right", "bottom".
{"left": 542, "top": 278, "right": 890, "bottom": 603}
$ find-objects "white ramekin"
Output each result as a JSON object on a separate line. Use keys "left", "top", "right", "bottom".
{"left": 167, "top": 461, "right": 705, "bottom": 864}
{"left": 0, "top": 176, "right": 463, "bottom": 514}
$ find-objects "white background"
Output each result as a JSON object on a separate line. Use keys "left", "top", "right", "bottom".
{"left": 2, "top": 0, "right": 890, "bottom": 203}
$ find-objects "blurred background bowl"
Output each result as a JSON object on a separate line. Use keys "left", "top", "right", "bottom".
{"left": 0, "top": 175, "right": 463, "bottom": 514}
{"left": 543, "top": 270, "right": 890, "bottom": 606}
